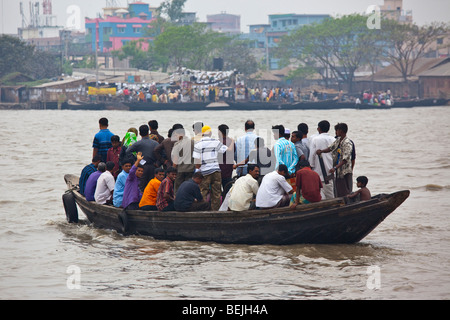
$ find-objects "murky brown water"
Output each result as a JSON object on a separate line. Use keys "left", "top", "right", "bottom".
{"left": 1, "top": 107, "right": 449, "bottom": 300}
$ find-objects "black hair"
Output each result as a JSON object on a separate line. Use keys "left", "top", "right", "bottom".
{"left": 356, "top": 176, "right": 368, "bottom": 186}
{"left": 192, "top": 171, "right": 204, "bottom": 179}
{"left": 121, "top": 156, "right": 133, "bottom": 166}
{"left": 278, "top": 164, "right": 289, "bottom": 174}
{"left": 111, "top": 135, "right": 120, "bottom": 143}
{"left": 193, "top": 121, "right": 204, "bottom": 134}
{"left": 291, "top": 131, "right": 301, "bottom": 139}
{"left": 92, "top": 155, "right": 102, "bottom": 163}
{"left": 168, "top": 128, "right": 174, "bottom": 138}
{"left": 155, "top": 168, "right": 164, "bottom": 174}
{"left": 148, "top": 120, "right": 158, "bottom": 130}
{"left": 297, "top": 123, "right": 308, "bottom": 135}
{"left": 218, "top": 124, "right": 229, "bottom": 136}
{"left": 335, "top": 123, "right": 348, "bottom": 134}
{"left": 99, "top": 118, "right": 108, "bottom": 126}
{"left": 139, "top": 124, "right": 149, "bottom": 137}
{"left": 247, "top": 164, "right": 260, "bottom": 172}
{"left": 298, "top": 160, "right": 310, "bottom": 168}
{"left": 318, "top": 120, "right": 330, "bottom": 133}
{"left": 166, "top": 167, "right": 177, "bottom": 174}
{"left": 106, "top": 161, "right": 116, "bottom": 171}
{"left": 272, "top": 125, "right": 285, "bottom": 137}
{"left": 245, "top": 120, "right": 255, "bottom": 131}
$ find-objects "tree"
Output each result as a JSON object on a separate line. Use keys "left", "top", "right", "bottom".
{"left": 112, "top": 40, "right": 154, "bottom": 70}
{"left": 151, "top": 23, "right": 229, "bottom": 71}
{"left": 380, "top": 19, "right": 448, "bottom": 82}
{"left": 216, "top": 39, "right": 259, "bottom": 75}
{"left": 276, "top": 15, "right": 381, "bottom": 92}
{"left": 158, "top": 0, "right": 187, "bottom": 23}
{"left": 0, "top": 34, "right": 60, "bottom": 80}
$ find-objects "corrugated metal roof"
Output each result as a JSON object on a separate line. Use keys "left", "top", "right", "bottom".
{"left": 418, "top": 60, "right": 450, "bottom": 77}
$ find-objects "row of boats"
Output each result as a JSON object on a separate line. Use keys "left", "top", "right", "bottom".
{"left": 31, "top": 98, "right": 450, "bottom": 111}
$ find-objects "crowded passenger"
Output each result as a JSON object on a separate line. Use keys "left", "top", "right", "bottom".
{"left": 82, "top": 119, "right": 363, "bottom": 212}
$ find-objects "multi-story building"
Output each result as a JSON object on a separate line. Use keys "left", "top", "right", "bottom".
{"left": 207, "top": 12, "right": 241, "bottom": 35}
{"left": 380, "top": 0, "right": 413, "bottom": 24}
{"left": 85, "top": 2, "right": 156, "bottom": 53}
{"left": 241, "top": 13, "right": 330, "bottom": 69}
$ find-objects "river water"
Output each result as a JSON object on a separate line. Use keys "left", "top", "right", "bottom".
{"left": 0, "top": 107, "right": 449, "bottom": 300}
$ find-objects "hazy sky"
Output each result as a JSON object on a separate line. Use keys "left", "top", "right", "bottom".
{"left": 1, "top": 0, "right": 449, "bottom": 34}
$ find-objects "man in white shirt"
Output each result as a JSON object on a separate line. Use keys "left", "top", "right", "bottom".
{"left": 235, "top": 120, "right": 258, "bottom": 177}
{"left": 308, "top": 120, "right": 336, "bottom": 200}
{"left": 256, "top": 164, "right": 294, "bottom": 209}
{"left": 228, "top": 164, "right": 260, "bottom": 211}
{"left": 94, "top": 161, "right": 116, "bottom": 205}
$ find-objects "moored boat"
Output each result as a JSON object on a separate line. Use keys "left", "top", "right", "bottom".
{"left": 63, "top": 174, "right": 409, "bottom": 245}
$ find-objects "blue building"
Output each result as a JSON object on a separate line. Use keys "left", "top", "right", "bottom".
{"left": 241, "top": 13, "right": 330, "bottom": 69}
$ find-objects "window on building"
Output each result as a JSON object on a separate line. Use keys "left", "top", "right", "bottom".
{"left": 437, "top": 38, "right": 444, "bottom": 45}
{"left": 272, "top": 21, "right": 277, "bottom": 27}
{"left": 103, "top": 27, "right": 112, "bottom": 35}
{"left": 118, "top": 27, "right": 125, "bottom": 33}
{"left": 133, "top": 27, "right": 141, "bottom": 33}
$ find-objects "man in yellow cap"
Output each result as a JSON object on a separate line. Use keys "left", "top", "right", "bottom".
{"left": 193, "top": 125, "right": 229, "bottom": 211}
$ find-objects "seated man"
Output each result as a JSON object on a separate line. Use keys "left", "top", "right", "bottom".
{"left": 122, "top": 152, "right": 145, "bottom": 210}
{"left": 228, "top": 164, "right": 260, "bottom": 211}
{"left": 84, "top": 162, "right": 106, "bottom": 201}
{"left": 174, "top": 172, "right": 211, "bottom": 212}
{"left": 94, "top": 161, "right": 116, "bottom": 205}
{"left": 79, "top": 155, "right": 101, "bottom": 196}
{"left": 291, "top": 160, "right": 323, "bottom": 209}
{"left": 113, "top": 157, "right": 133, "bottom": 208}
{"left": 156, "top": 167, "right": 177, "bottom": 212}
{"left": 139, "top": 168, "right": 165, "bottom": 211}
{"left": 255, "top": 164, "right": 293, "bottom": 209}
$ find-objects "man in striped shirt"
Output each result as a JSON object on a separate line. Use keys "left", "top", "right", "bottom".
{"left": 272, "top": 125, "right": 298, "bottom": 176}
{"left": 193, "top": 126, "right": 228, "bottom": 211}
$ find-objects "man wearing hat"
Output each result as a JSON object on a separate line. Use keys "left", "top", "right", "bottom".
{"left": 192, "top": 125, "right": 229, "bottom": 211}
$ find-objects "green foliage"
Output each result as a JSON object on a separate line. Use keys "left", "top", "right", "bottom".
{"left": 0, "top": 34, "right": 61, "bottom": 80}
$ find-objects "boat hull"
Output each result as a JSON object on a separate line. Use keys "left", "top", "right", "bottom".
{"left": 64, "top": 174, "right": 409, "bottom": 245}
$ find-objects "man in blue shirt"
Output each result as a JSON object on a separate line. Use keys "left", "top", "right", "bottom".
{"left": 235, "top": 120, "right": 258, "bottom": 177}
{"left": 93, "top": 118, "right": 114, "bottom": 163}
{"left": 113, "top": 157, "right": 133, "bottom": 208}
{"left": 272, "top": 124, "right": 298, "bottom": 176}
{"left": 79, "top": 155, "right": 101, "bottom": 196}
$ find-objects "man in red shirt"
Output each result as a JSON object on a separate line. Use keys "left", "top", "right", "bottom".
{"left": 291, "top": 160, "right": 323, "bottom": 208}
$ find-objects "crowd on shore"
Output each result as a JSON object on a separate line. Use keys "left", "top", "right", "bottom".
{"left": 78, "top": 117, "right": 371, "bottom": 213}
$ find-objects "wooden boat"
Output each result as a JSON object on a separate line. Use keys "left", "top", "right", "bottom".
{"left": 63, "top": 174, "right": 409, "bottom": 245}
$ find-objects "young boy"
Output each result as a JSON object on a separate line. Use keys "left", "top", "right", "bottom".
{"left": 347, "top": 176, "right": 371, "bottom": 201}
{"left": 139, "top": 168, "right": 165, "bottom": 211}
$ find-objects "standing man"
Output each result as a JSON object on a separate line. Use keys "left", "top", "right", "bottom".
{"left": 308, "top": 120, "right": 336, "bottom": 200}
{"left": 171, "top": 127, "right": 195, "bottom": 192}
{"left": 156, "top": 167, "right": 177, "bottom": 212}
{"left": 272, "top": 125, "right": 298, "bottom": 176}
{"left": 126, "top": 124, "right": 159, "bottom": 192}
{"left": 316, "top": 123, "right": 353, "bottom": 197}
{"left": 193, "top": 125, "right": 228, "bottom": 211}
{"left": 218, "top": 124, "right": 235, "bottom": 197}
{"left": 93, "top": 117, "right": 114, "bottom": 163}
{"left": 235, "top": 120, "right": 258, "bottom": 177}
{"left": 148, "top": 120, "right": 164, "bottom": 144}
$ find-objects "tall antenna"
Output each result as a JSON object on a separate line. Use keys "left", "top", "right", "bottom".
{"left": 106, "top": 0, "right": 121, "bottom": 7}
{"left": 43, "top": 0, "right": 52, "bottom": 15}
